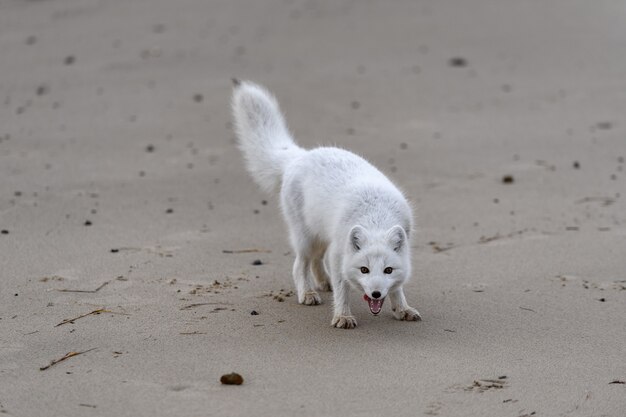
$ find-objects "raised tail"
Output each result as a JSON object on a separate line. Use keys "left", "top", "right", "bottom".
{"left": 231, "top": 80, "right": 305, "bottom": 193}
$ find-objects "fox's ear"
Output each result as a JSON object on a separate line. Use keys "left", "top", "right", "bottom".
{"left": 348, "top": 225, "right": 368, "bottom": 252}
{"left": 386, "top": 225, "right": 407, "bottom": 252}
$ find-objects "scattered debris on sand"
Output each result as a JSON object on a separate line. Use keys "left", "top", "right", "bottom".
{"left": 261, "top": 288, "right": 295, "bottom": 302}
{"left": 39, "top": 276, "right": 65, "bottom": 282}
{"left": 465, "top": 377, "right": 508, "bottom": 392}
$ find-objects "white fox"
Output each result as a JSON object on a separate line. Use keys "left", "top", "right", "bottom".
{"left": 231, "top": 80, "right": 421, "bottom": 329}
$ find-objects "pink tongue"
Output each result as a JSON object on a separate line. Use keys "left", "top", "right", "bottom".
{"left": 363, "top": 294, "right": 384, "bottom": 315}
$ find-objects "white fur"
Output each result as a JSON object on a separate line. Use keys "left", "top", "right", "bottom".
{"left": 231, "top": 81, "right": 421, "bottom": 328}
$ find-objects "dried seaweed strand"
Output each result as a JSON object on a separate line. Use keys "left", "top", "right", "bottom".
{"left": 56, "top": 281, "right": 110, "bottom": 293}
{"left": 222, "top": 248, "right": 271, "bottom": 254}
{"left": 39, "top": 348, "right": 96, "bottom": 371}
{"left": 180, "top": 302, "right": 233, "bottom": 311}
{"left": 55, "top": 308, "right": 113, "bottom": 327}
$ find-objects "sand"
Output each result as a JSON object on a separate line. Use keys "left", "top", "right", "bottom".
{"left": 1, "top": 0, "right": 625, "bottom": 416}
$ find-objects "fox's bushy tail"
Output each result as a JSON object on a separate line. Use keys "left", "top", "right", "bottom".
{"left": 231, "top": 80, "right": 305, "bottom": 193}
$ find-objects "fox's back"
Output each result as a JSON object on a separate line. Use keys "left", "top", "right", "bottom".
{"left": 284, "top": 147, "right": 392, "bottom": 191}
{"left": 281, "top": 147, "right": 410, "bottom": 239}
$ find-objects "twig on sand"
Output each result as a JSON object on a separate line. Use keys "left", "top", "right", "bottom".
{"left": 56, "top": 281, "right": 110, "bottom": 293}
{"left": 180, "top": 302, "right": 233, "bottom": 311}
{"left": 222, "top": 248, "right": 271, "bottom": 254}
{"left": 180, "top": 331, "right": 207, "bottom": 335}
{"left": 55, "top": 308, "right": 128, "bottom": 327}
{"left": 428, "top": 242, "right": 456, "bottom": 253}
{"left": 466, "top": 378, "right": 507, "bottom": 392}
{"left": 478, "top": 230, "right": 525, "bottom": 244}
{"left": 478, "top": 234, "right": 503, "bottom": 244}
{"left": 575, "top": 197, "right": 615, "bottom": 206}
{"left": 39, "top": 348, "right": 96, "bottom": 371}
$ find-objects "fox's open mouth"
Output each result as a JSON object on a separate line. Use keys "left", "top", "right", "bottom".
{"left": 363, "top": 294, "right": 385, "bottom": 315}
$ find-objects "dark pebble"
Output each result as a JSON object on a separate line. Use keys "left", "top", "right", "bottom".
{"left": 596, "top": 121, "right": 612, "bottom": 130}
{"left": 1, "top": 230, "right": 9, "bottom": 234}
{"left": 64, "top": 55, "right": 75, "bottom": 65}
{"left": 152, "top": 23, "right": 166, "bottom": 34}
{"left": 252, "top": 259, "right": 263, "bottom": 266}
{"left": 250, "top": 310, "right": 259, "bottom": 315}
{"left": 261, "top": 200, "right": 267, "bottom": 205}
{"left": 193, "top": 94, "right": 204, "bottom": 103}
{"left": 166, "top": 208, "right": 173, "bottom": 214}
{"left": 110, "top": 248, "right": 119, "bottom": 253}
{"left": 220, "top": 373, "right": 243, "bottom": 385}
{"left": 36, "top": 85, "right": 49, "bottom": 96}
{"left": 599, "top": 298, "right": 606, "bottom": 302}
{"left": 502, "top": 175, "right": 514, "bottom": 184}
{"left": 400, "top": 142, "right": 408, "bottom": 150}
{"left": 84, "top": 220, "right": 92, "bottom": 226}
{"left": 449, "top": 57, "right": 467, "bottom": 67}
{"left": 573, "top": 161, "right": 580, "bottom": 169}
{"left": 145, "top": 144, "right": 155, "bottom": 152}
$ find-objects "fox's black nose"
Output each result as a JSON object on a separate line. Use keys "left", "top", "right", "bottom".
{"left": 371, "top": 291, "right": 381, "bottom": 299}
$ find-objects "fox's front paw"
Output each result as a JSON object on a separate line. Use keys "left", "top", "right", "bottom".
{"left": 301, "top": 291, "right": 322, "bottom": 306}
{"left": 331, "top": 315, "right": 357, "bottom": 329}
{"left": 392, "top": 306, "right": 422, "bottom": 321}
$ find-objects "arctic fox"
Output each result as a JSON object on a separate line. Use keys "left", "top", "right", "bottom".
{"left": 231, "top": 80, "right": 421, "bottom": 329}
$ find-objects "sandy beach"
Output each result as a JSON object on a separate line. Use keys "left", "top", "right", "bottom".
{"left": 1, "top": 0, "right": 625, "bottom": 416}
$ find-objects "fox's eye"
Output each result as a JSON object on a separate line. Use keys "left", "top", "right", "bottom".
{"left": 360, "top": 267, "right": 370, "bottom": 274}
{"left": 384, "top": 267, "right": 393, "bottom": 274}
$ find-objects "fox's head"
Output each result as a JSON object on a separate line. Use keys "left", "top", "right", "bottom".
{"left": 342, "top": 225, "right": 411, "bottom": 315}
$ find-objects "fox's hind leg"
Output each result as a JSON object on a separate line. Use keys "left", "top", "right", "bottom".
{"left": 311, "top": 240, "right": 332, "bottom": 292}
{"left": 290, "top": 242, "right": 322, "bottom": 305}
{"left": 281, "top": 186, "right": 322, "bottom": 306}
